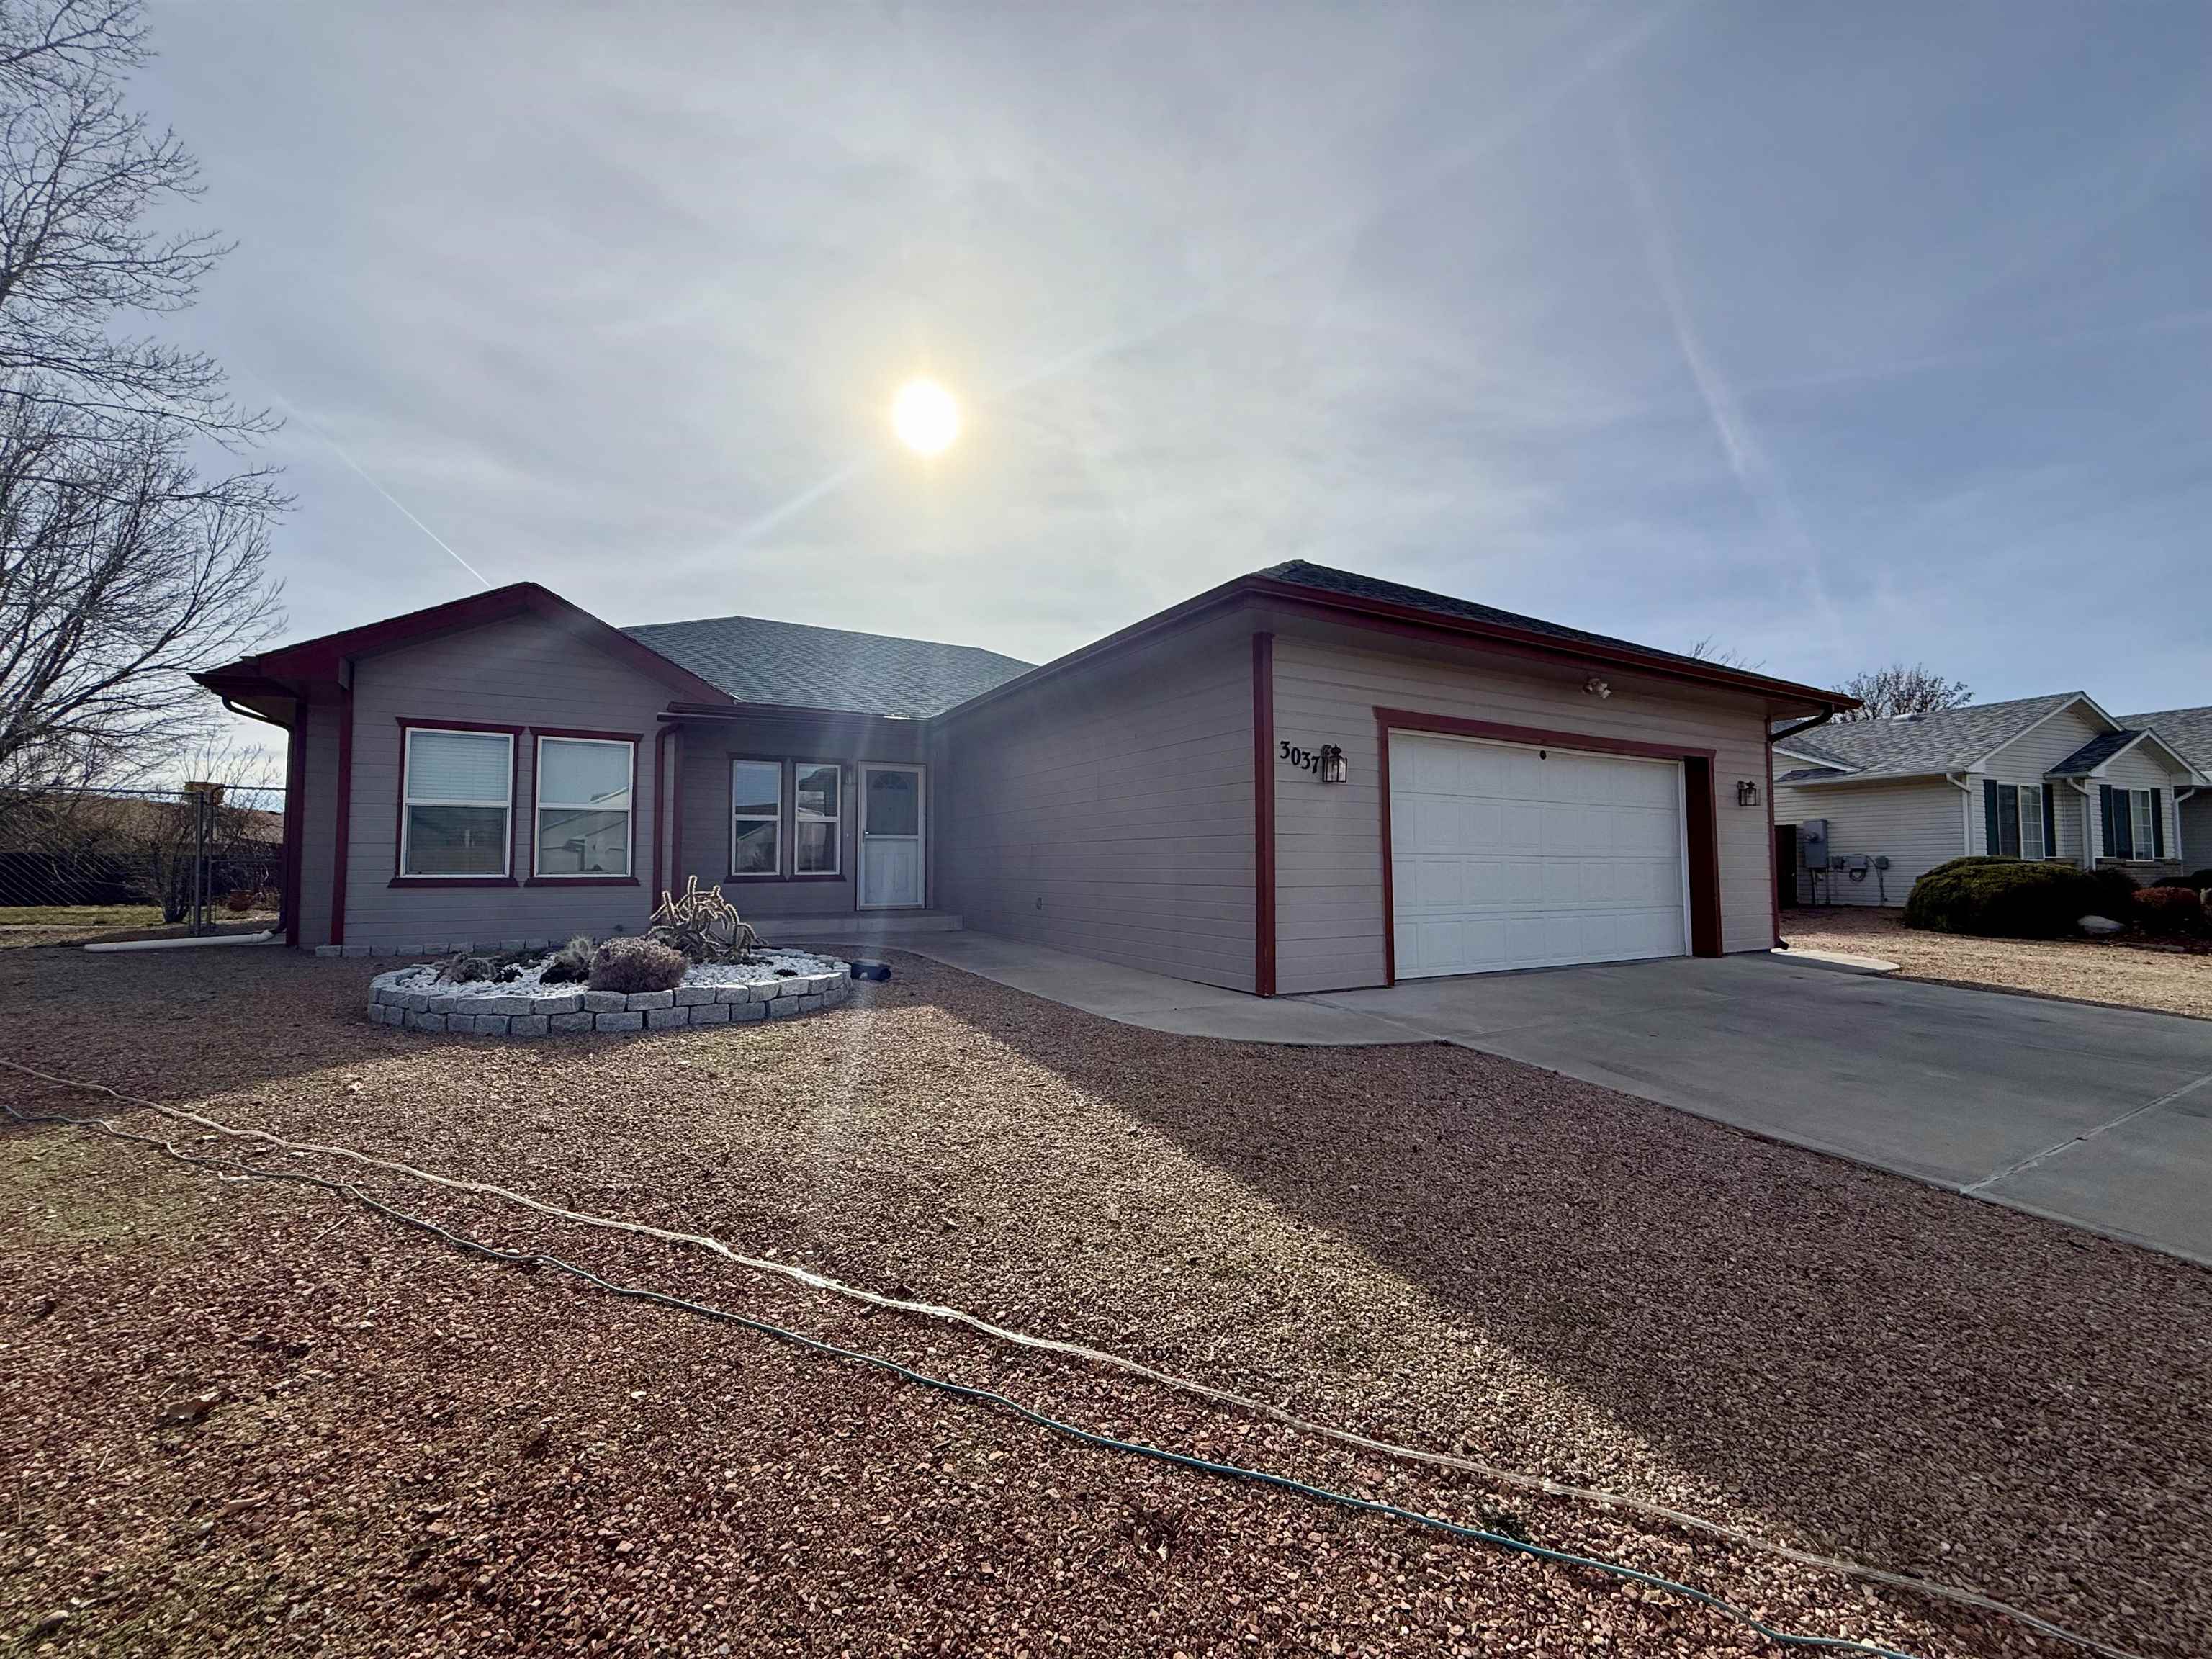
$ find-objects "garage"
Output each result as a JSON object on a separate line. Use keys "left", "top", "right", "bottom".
{"left": 1388, "top": 729, "right": 1690, "bottom": 978}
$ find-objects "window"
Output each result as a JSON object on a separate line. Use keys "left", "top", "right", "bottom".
{"left": 1997, "top": 783, "right": 2044, "bottom": 860}
{"left": 2106, "top": 786, "right": 2159, "bottom": 860}
{"left": 793, "top": 761, "right": 841, "bottom": 875}
{"left": 731, "top": 760, "right": 781, "bottom": 875}
{"left": 534, "top": 737, "right": 633, "bottom": 877}
{"left": 401, "top": 727, "right": 513, "bottom": 877}
{"left": 2131, "top": 788, "right": 2154, "bottom": 860}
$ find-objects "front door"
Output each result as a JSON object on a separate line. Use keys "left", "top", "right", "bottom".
{"left": 858, "top": 764, "right": 925, "bottom": 909}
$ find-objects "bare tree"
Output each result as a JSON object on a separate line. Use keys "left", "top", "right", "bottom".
{"left": 0, "top": 0, "right": 281, "bottom": 817}
{"left": 1836, "top": 662, "right": 1972, "bottom": 722}
{"left": 1685, "top": 634, "right": 1766, "bottom": 671}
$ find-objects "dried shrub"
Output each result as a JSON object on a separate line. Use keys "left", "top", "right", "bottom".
{"left": 649, "top": 876, "right": 757, "bottom": 963}
{"left": 539, "top": 935, "right": 595, "bottom": 984}
{"left": 435, "top": 952, "right": 494, "bottom": 984}
{"left": 2133, "top": 886, "right": 2205, "bottom": 937}
{"left": 587, "top": 935, "right": 688, "bottom": 994}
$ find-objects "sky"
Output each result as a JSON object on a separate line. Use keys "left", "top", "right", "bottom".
{"left": 137, "top": 1, "right": 2212, "bottom": 744}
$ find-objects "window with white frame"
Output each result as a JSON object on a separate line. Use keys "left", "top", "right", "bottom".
{"left": 534, "top": 736, "right": 634, "bottom": 876}
{"left": 2130, "top": 788, "right": 2154, "bottom": 860}
{"left": 793, "top": 761, "right": 841, "bottom": 875}
{"left": 731, "top": 760, "right": 781, "bottom": 875}
{"left": 401, "top": 727, "right": 513, "bottom": 877}
{"left": 1996, "top": 783, "right": 2045, "bottom": 859}
{"left": 2105, "top": 786, "right": 2160, "bottom": 860}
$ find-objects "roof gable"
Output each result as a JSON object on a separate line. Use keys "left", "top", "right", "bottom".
{"left": 1771, "top": 693, "right": 2086, "bottom": 781}
{"left": 196, "top": 583, "right": 733, "bottom": 706}
{"left": 2118, "top": 705, "right": 2212, "bottom": 773}
{"left": 2051, "top": 727, "right": 2206, "bottom": 781}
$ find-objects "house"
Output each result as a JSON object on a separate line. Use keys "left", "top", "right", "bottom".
{"left": 194, "top": 562, "right": 1849, "bottom": 995}
{"left": 2118, "top": 706, "right": 2212, "bottom": 864}
{"left": 1772, "top": 693, "right": 2208, "bottom": 907}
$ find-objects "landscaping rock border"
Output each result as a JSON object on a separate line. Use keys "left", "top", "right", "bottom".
{"left": 367, "top": 963, "right": 852, "bottom": 1036}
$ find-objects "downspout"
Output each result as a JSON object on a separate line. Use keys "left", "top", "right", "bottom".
{"left": 1943, "top": 773, "right": 1977, "bottom": 857}
{"left": 220, "top": 694, "right": 299, "bottom": 945}
{"left": 2178, "top": 787, "right": 2197, "bottom": 868}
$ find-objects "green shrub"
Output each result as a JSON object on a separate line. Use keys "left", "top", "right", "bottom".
{"left": 1903, "top": 856, "right": 2119, "bottom": 939}
{"left": 2134, "top": 886, "right": 2206, "bottom": 936}
{"left": 586, "top": 935, "right": 688, "bottom": 994}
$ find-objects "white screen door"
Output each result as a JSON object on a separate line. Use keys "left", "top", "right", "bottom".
{"left": 859, "top": 764, "right": 925, "bottom": 908}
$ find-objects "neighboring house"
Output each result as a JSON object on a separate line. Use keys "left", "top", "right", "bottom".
{"left": 1772, "top": 693, "right": 2208, "bottom": 907}
{"left": 194, "top": 562, "right": 1848, "bottom": 996}
{"left": 2118, "top": 706, "right": 2212, "bottom": 866}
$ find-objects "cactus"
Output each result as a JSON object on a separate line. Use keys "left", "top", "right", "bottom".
{"left": 648, "top": 876, "right": 757, "bottom": 963}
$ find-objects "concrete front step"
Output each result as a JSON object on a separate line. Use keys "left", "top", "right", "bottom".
{"left": 760, "top": 911, "right": 963, "bottom": 938}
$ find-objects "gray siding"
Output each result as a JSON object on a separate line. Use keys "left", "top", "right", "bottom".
{"left": 295, "top": 698, "right": 342, "bottom": 945}
{"left": 1772, "top": 777, "right": 1963, "bottom": 907}
{"left": 1268, "top": 621, "right": 1780, "bottom": 992}
{"left": 1984, "top": 701, "right": 2105, "bottom": 775}
{"left": 334, "top": 613, "right": 672, "bottom": 949}
{"left": 937, "top": 613, "right": 1254, "bottom": 992}
{"left": 672, "top": 711, "right": 928, "bottom": 920}
{"left": 2180, "top": 791, "right": 2211, "bottom": 870}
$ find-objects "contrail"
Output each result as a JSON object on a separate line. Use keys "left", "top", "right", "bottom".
{"left": 1611, "top": 100, "right": 1838, "bottom": 631}
{"left": 240, "top": 370, "right": 495, "bottom": 589}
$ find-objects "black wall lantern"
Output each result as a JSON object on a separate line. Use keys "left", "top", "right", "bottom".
{"left": 1736, "top": 778, "right": 1760, "bottom": 808}
{"left": 1319, "top": 743, "right": 1347, "bottom": 784}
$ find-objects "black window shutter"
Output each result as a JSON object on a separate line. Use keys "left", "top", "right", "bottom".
{"left": 1983, "top": 780, "right": 2000, "bottom": 856}
{"left": 2152, "top": 788, "right": 2165, "bottom": 859}
{"left": 2100, "top": 785, "right": 2117, "bottom": 860}
{"left": 2043, "top": 783, "right": 2056, "bottom": 859}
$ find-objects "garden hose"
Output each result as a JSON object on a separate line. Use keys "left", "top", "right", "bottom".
{"left": 0, "top": 1058, "right": 2154, "bottom": 1659}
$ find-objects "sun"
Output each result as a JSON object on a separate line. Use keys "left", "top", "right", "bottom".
{"left": 891, "top": 378, "right": 961, "bottom": 455}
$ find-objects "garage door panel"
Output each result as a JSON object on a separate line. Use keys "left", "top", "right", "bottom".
{"left": 1390, "top": 731, "right": 1688, "bottom": 978}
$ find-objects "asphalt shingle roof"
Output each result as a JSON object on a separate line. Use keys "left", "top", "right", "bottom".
{"left": 2046, "top": 730, "right": 2144, "bottom": 777}
{"left": 2120, "top": 706, "right": 2212, "bottom": 773}
{"left": 1256, "top": 560, "right": 1727, "bottom": 675}
{"left": 1769, "top": 693, "right": 2082, "bottom": 782}
{"left": 624, "top": 614, "right": 1033, "bottom": 719}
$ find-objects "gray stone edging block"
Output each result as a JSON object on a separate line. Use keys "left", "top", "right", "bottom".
{"left": 372, "top": 958, "right": 850, "bottom": 1039}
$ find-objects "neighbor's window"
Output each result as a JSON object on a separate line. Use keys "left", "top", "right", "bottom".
{"left": 534, "top": 737, "right": 633, "bottom": 877}
{"left": 2131, "top": 788, "right": 2154, "bottom": 860}
{"left": 401, "top": 727, "right": 513, "bottom": 877}
{"left": 1998, "top": 783, "right": 2044, "bottom": 860}
{"left": 731, "top": 760, "right": 781, "bottom": 875}
{"left": 793, "top": 761, "right": 841, "bottom": 875}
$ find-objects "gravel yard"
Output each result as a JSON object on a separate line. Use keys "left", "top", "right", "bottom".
{"left": 1784, "top": 906, "right": 2212, "bottom": 1020}
{"left": 3, "top": 945, "right": 2208, "bottom": 1658}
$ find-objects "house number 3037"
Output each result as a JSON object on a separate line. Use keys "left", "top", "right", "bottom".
{"left": 1279, "top": 739, "right": 1323, "bottom": 773}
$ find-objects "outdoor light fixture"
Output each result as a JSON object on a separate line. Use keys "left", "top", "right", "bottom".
{"left": 1737, "top": 779, "right": 1760, "bottom": 808}
{"left": 1584, "top": 675, "right": 1611, "bottom": 699}
{"left": 1318, "top": 743, "right": 1348, "bottom": 783}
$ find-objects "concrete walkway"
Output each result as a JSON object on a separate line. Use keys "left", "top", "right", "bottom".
{"left": 864, "top": 932, "right": 2212, "bottom": 1266}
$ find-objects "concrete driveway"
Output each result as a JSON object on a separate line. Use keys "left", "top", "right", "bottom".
{"left": 1308, "top": 956, "right": 2212, "bottom": 1266}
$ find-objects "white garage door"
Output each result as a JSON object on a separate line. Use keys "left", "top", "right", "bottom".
{"left": 1390, "top": 731, "right": 1688, "bottom": 978}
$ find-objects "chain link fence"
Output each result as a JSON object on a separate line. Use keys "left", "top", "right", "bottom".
{"left": 0, "top": 784, "right": 286, "bottom": 933}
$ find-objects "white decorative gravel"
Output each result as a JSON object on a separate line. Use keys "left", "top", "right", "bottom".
{"left": 394, "top": 948, "right": 845, "bottom": 999}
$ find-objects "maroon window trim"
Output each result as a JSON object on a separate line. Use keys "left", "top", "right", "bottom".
{"left": 392, "top": 718, "right": 524, "bottom": 885}
{"left": 1372, "top": 707, "right": 1729, "bottom": 976}
{"left": 1252, "top": 632, "right": 1276, "bottom": 997}
{"left": 726, "top": 753, "right": 788, "bottom": 882}
{"left": 528, "top": 729, "right": 642, "bottom": 883}
{"left": 331, "top": 680, "right": 354, "bottom": 945}
{"left": 650, "top": 727, "right": 670, "bottom": 898}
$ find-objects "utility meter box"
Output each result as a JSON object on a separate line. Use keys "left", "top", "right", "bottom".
{"left": 1797, "top": 818, "right": 1830, "bottom": 871}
